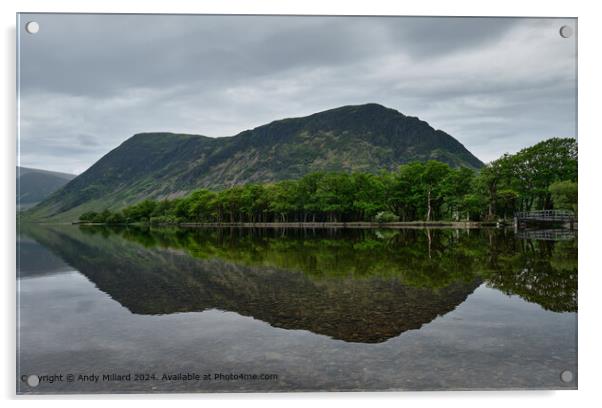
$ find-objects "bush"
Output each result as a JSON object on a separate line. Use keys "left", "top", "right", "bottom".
{"left": 79, "top": 211, "right": 98, "bottom": 222}
{"left": 105, "top": 212, "right": 125, "bottom": 224}
{"left": 375, "top": 211, "right": 399, "bottom": 223}
{"left": 149, "top": 215, "right": 179, "bottom": 225}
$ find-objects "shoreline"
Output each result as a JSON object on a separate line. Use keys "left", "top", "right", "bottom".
{"left": 177, "top": 221, "right": 494, "bottom": 229}
{"left": 72, "top": 221, "right": 499, "bottom": 229}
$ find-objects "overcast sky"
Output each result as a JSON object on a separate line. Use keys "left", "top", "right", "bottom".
{"left": 18, "top": 14, "right": 577, "bottom": 174}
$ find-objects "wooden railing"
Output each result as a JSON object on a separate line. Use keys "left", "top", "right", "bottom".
{"left": 514, "top": 210, "right": 576, "bottom": 222}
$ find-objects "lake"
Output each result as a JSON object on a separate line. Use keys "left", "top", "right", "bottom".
{"left": 16, "top": 224, "right": 577, "bottom": 393}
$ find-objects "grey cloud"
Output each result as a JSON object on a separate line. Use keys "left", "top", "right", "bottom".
{"left": 18, "top": 14, "right": 577, "bottom": 173}
{"left": 76, "top": 134, "right": 99, "bottom": 146}
{"left": 381, "top": 17, "right": 521, "bottom": 59}
{"left": 18, "top": 15, "right": 520, "bottom": 97}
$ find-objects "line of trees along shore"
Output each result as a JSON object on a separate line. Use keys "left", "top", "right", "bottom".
{"left": 79, "top": 138, "right": 577, "bottom": 225}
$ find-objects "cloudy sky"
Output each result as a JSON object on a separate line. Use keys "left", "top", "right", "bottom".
{"left": 18, "top": 14, "right": 577, "bottom": 174}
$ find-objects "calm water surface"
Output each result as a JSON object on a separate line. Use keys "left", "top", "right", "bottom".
{"left": 17, "top": 225, "right": 577, "bottom": 393}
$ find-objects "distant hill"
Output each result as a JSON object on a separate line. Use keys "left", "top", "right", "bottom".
{"left": 17, "top": 166, "right": 76, "bottom": 209}
{"left": 25, "top": 103, "right": 483, "bottom": 221}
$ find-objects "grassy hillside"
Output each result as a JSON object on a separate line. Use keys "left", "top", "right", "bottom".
{"left": 26, "top": 104, "right": 483, "bottom": 221}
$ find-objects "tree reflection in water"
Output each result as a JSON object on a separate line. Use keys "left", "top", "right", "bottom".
{"left": 21, "top": 225, "right": 577, "bottom": 343}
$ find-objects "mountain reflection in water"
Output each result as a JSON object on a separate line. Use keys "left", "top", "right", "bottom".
{"left": 19, "top": 225, "right": 576, "bottom": 344}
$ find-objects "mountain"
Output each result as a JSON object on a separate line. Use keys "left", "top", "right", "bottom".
{"left": 26, "top": 103, "right": 483, "bottom": 221}
{"left": 17, "top": 166, "right": 76, "bottom": 209}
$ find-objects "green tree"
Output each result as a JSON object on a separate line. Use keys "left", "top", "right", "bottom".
{"left": 123, "top": 199, "right": 157, "bottom": 222}
{"left": 314, "top": 173, "right": 354, "bottom": 222}
{"left": 79, "top": 211, "right": 98, "bottom": 222}
{"left": 549, "top": 180, "right": 578, "bottom": 213}
{"left": 421, "top": 161, "right": 452, "bottom": 221}
{"left": 105, "top": 211, "right": 125, "bottom": 224}
{"left": 297, "top": 172, "right": 325, "bottom": 222}
{"left": 496, "top": 189, "right": 519, "bottom": 219}
{"left": 268, "top": 181, "right": 300, "bottom": 222}
{"left": 187, "top": 189, "right": 217, "bottom": 222}
{"left": 442, "top": 167, "right": 475, "bottom": 220}
{"left": 93, "top": 209, "right": 112, "bottom": 223}
{"left": 461, "top": 193, "right": 486, "bottom": 221}
{"left": 112, "top": 138, "right": 577, "bottom": 225}
{"left": 351, "top": 172, "right": 385, "bottom": 220}
{"left": 385, "top": 163, "right": 424, "bottom": 221}
{"left": 477, "top": 156, "right": 510, "bottom": 220}
{"left": 509, "top": 138, "right": 577, "bottom": 211}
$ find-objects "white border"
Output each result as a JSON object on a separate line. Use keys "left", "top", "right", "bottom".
{"left": 2, "top": 1, "right": 601, "bottom": 407}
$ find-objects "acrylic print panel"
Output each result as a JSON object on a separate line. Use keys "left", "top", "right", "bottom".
{"left": 16, "top": 14, "right": 578, "bottom": 394}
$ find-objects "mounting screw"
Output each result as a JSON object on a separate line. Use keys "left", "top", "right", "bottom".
{"left": 26, "top": 374, "right": 40, "bottom": 387}
{"left": 25, "top": 21, "right": 40, "bottom": 34}
{"left": 559, "top": 25, "right": 573, "bottom": 39}
{"left": 560, "top": 370, "right": 574, "bottom": 383}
